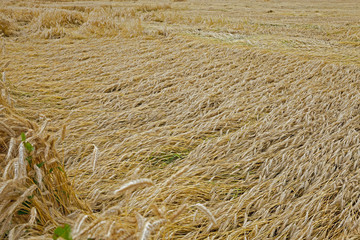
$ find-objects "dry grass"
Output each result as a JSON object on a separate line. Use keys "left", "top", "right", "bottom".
{"left": 0, "top": 13, "right": 16, "bottom": 37}
{"left": 1, "top": 0, "right": 360, "bottom": 239}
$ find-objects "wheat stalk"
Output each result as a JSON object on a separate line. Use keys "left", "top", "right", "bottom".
{"left": 140, "top": 221, "right": 152, "bottom": 240}
{"left": 194, "top": 203, "right": 217, "bottom": 226}
{"left": 113, "top": 178, "right": 154, "bottom": 194}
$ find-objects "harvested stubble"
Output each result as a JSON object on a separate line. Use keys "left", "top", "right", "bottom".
{"left": 1, "top": 0, "right": 360, "bottom": 239}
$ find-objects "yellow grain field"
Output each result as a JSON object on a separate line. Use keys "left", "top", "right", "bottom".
{"left": 1, "top": 0, "right": 360, "bottom": 239}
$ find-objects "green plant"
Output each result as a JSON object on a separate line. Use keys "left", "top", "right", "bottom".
{"left": 148, "top": 152, "right": 187, "bottom": 166}
{"left": 53, "top": 224, "right": 72, "bottom": 240}
{"left": 21, "top": 132, "right": 34, "bottom": 165}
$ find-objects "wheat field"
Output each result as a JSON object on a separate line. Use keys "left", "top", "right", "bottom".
{"left": 1, "top": 0, "right": 360, "bottom": 239}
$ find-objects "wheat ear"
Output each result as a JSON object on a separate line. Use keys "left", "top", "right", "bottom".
{"left": 194, "top": 203, "right": 217, "bottom": 226}
{"left": 113, "top": 178, "right": 154, "bottom": 194}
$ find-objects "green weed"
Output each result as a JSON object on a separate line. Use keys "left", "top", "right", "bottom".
{"left": 21, "top": 132, "right": 34, "bottom": 165}
{"left": 148, "top": 151, "right": 188, "bottom": 166}
{"left": 53, "top": 224, "right": 72, "bottom": 240}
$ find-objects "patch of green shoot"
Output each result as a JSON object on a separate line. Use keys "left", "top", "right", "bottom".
{"left": 53, "top": 224, "right": 72, "bottom": 240}
{"left": 26, "top": 156, "right": 32, "bottom": 165}
{"left": 21, "top": 132, "right": 26, "bottom": 142}
{"left": 17, "top": 209, "right": 29, "bottom": 215}
{"left": 17, "top": 200, "right": 32, "bottom": 216}
{"left": 21, "top": 132, "right": 34, "bottom": 153}
{"left": 24, "top": 141, "right": 34, "bottom": 153}
{"left": 21, "top": 133, "right": 34, "bottom": 167}
{"left": 36, "top": 162, "right": 45, "bottom": 168}
{"left": 149, "top": 151, "right": 188, "bottom": 167}
{"left": 230, "top": 188, "right": 245, "bottom": 198}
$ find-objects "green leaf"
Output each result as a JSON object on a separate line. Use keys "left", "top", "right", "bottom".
{"left": 53, "top": 224, "right": 72, "bottom": 240}
{"left": 57, "top": 166, "right": 64, "bottom": 172}
{"left": 36, "top": 162, "right": 45, "bottom": 168}
{"left": 21, "top": 132, "right": 26, "bottom": 142}
{"left": 22, "top": 200, "right": 31, "bottom": 208}
{"left": 24, "top": 142, "right": 34, "bottom": 153}
{"left": 32, "top": 178, "right": 38, "bottom": 185}
{"left": 17, "top": 209, "right": 29, "bottom": 215}
{"left": 49, "top": 168, "right": 54, "bottom": 173}
{"left": 26, "top": 156, "right": 32, "bottom": 165}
